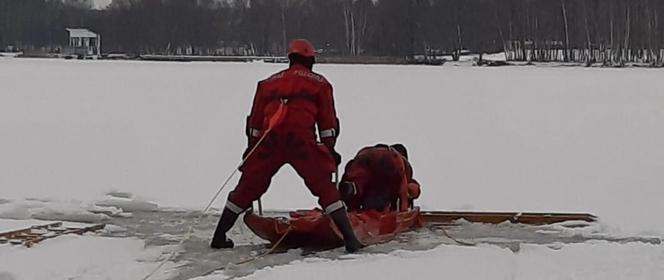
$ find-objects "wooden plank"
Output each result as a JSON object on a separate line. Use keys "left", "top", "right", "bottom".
{"left": 2, "top": 222, "right": 105, "bottom": 248}
{"left": 68, "top": 224, "right": 106, "bottom": 235}
{"left": 0, "top": 222, "right": 62, "bottom": 239}
{"left": 24, "top": 224, "right": 105, "bottom": 247}
{"left": 420, "top": 211, "right": 597, "bottom": 225}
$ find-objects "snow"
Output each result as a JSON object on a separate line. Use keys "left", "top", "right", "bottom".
{"left": 0, "top": 219, "right": 55, "bottom": 233}
{"left": 481, "top": 52, "right": 508, "bottom": 61}
{"left": 3, "top": 59, "right": 663, "bottom": 234}
{"left": 0, "top": 53, "right": 22, "bottom": 58}
{"left": 91, "top": 0, "right": 112, "bottom": 9}
{"left": 0, "top": 234, "right": 175, "bottom": 280}
{"left": 0, "top": 194, "right": 157, "bottom": 223}
{"left": 437, "top": 52, "right": 507, "bottom": 63}
{"left": 95, "top": 195, "right": 159, "bottom": 212}
{"left": 65, "top": 28, "right": 98, "bottom": 38}
{"left": 0, "top": 218, "right": 113, "bottom": 234}
{"left": 191, "top": 242, "right": 664, "bottom": 280}
{"left": 1, "top": 58, "right": 664, "bottom": 279}
{"left": 0, "top": 200, "right": 109, "bottom": 223}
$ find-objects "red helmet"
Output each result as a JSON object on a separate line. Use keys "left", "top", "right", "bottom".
{"left": 287, "top": 39, "right": 316, "bottom": 58}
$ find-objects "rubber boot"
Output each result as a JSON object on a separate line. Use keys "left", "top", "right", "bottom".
{"left": 210, "top": 208, "right": 239, "bottom": 249}
{"left": 329, "top": 208, "right": 365, "bottom": 253}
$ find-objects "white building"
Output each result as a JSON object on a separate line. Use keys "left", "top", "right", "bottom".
{"left": 66, "top": 28, "right": 101, "bottom": 57}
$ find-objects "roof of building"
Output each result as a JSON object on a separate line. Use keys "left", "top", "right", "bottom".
{"left": 66, "top": 28, "right": 98, "bottom": 38}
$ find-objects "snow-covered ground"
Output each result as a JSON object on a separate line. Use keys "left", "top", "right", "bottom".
{"left": 194, "top": 242, "right": 664, "bottom": 280}
{"left": 0, "top": 230, "right": 175, "bottom": 280}
{"left": 1, "top": 58, "right": 663, "bottom": 279}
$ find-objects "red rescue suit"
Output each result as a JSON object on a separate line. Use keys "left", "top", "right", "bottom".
{"left": 225, "top": 64, "right": 343, "bottom": 214}
{"left": 341, "top": 145, "right": 421, "bottom": 211}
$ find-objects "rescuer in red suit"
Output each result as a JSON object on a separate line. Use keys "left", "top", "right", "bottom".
{"left": 211, "top": 39, "right": 363, "bottom": 253}
{"left": 339, "top": 144, "right": 421, "bottom": 212}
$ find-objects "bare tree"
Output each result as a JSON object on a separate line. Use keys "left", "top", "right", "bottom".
{"left": 561, "top": 0, "right": 571, "bottom": 61}
{"left": 623, "top": 4, "right": 631, "bottom": 64}
{"left": 280, "top": 0, "right": 289, "bottom": 52}
{"left": 342, "top": 0, "right": 370, "bottom": 55}
{"left": 1, "top": 0, "right": 663, "bottom": 66}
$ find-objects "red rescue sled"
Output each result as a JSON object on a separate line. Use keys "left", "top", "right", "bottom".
{"left": 244, "top": 207, "right": 422, "bottom": 250}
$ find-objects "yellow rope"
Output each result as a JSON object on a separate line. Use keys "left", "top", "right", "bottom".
{"left": 431, "top": 225, "right": 475, "bottom": 246}
{"left": 234, "top": 226, "right": 292, "bottom": 265}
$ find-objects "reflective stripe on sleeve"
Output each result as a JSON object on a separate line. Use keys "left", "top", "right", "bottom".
{"left": 225, "top": 201, "right": 246, "bottom": 214}
{"left": 319, "top": 128, "right": 336, "bottom": 138}
{"left": 249, "top": 128, "right": 261, "bottom": 137}
{"left": 324, "top": 200, "right": 345, "bottom": 214}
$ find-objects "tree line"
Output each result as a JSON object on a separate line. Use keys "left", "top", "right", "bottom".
{"left": 1, "top": 0, "right": 663, "bottom": 65}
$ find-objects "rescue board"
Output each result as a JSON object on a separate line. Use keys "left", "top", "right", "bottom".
{"left": 244, "top": 207, "right": 422, "bottom": 250}
{"left": 244, "top": 208, "right": 597, "bottom": 250}
{"left": 420, "top": 211, "right": 597, "bottom": 225}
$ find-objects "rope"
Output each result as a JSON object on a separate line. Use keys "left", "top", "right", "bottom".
{"left": 198, "top": 226, "right": 293, "bottom": 277}
{"left": 141, "top": 102, "right": 288, "bottom": 280}
{"left": 429, "top": 224, "right": 475, "bottom": 246}
{"left": 234, "top": 226, "right": 292, "bottom": 265}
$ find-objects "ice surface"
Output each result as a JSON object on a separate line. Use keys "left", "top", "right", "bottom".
{"left": 2, "top": 58, "right": 664, "bottom": 279}
{"left": 0, "top": 194, "right": 158, "bottom": 223}
{"left": 1, "top": 207, "right": 662, "bottom": 280}
{"left": 97, "top": 210, "right": 662, "bottom": 280}
{"left": 95, "top": 195, "right": 159, "bottom": 212}
{"left": 0, "top": 216, "right": 174, "bottom": 280}
{"left": 0, "top": 200, "right": 110, "bottom": 223}
{"left": 30, "top": 203, "right": 109, "bottom": 223}
{"left": 2, "top": 59, "right": 663, "bottom": 236}
{"left": 190, "top": 241, "right": 664, "bottom": 280}
{"left": 0, "top": 234, "right": 175, "bottom": 280}
{"left": 0, "top": 219, "right": 55, "bottom": 233}
{"left": 0, "top": 203, "right": 31, "bottom": 220}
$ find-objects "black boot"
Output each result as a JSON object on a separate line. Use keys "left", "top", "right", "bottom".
{"left": 329, "top": 208, "right": 365, "bottom": 253}
{"left": 210, "top": 208, "right": 239, "bottom": 249}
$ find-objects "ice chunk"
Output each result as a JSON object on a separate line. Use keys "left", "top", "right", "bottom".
{"left": 95, "top": 196, "right": 159, "bottom": 212}
{"left": 0, "top": 219, "right": 56, "bottom": 233}
{"left": 0, "top": 203, "right": 32, "bottom": 220}
{"left": 0, "top": 200, "right": 109, "bottom": 223}
{"left": 31, "top": 206, "right": 109, "bottom": 224}
{"left": 158, "top": 233, "right": 181, "bottom": 242}
{"left": 102, "top": 224, "right": 127, "bottom": 233}
{"left": 105, "top": 191, "right": 134, "bottom": 199}
{"left": 87, "top": 204, "right": 125, "bottom": 217}
{"left": 1, "top": 235, "right": 176, "bottom": 280}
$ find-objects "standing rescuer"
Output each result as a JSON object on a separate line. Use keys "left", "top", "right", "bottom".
{"left": 211, "top": 39, "right": 364, "bottom": 253}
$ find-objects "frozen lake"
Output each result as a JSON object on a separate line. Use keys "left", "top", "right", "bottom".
{"left": 2, "top": 58, "right": 664, "bottom": 279}
{"left": 2, "top": 58, "right": 663, "bottom": 233}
